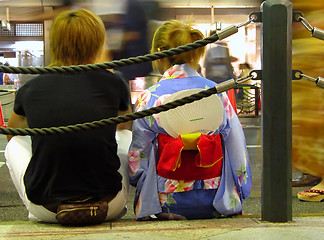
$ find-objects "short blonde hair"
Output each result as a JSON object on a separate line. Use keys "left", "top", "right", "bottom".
{"left": 49, "top": 9, "right": 105, "bottom": 66}
{"left": 151, "top": 20, "right": 205, "bottom": 71}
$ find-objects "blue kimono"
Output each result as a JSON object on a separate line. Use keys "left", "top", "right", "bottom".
{"left": 128, "top": 64, "right": 252, "bottom": 220}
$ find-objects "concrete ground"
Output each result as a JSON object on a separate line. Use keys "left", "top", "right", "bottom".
{"left": 0, "top": 106, "right": 323, "bottom": 239}
{"left": 1, "top": 216, "right": 324, "bottom": 239}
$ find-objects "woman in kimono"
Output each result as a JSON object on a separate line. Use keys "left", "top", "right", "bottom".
{"left": 128, "top": 20, "right": 252, "bottom": 220}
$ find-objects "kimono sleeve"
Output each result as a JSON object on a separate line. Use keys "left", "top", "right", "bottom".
{"left": 220, "top": 92, "right": 252, "bottom": 200}
{"left": 128, "top": 90, "right": 156, "bottom": 187}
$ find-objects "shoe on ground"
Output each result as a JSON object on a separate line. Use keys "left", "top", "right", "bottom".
{"left": 292, "top": 174, "right": 321, "bottom": 187}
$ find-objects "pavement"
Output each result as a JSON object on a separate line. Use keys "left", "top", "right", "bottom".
{"left": 1, "top": 216, "right": 324, "bottom": 240}
{"left": 0, "top": 110, "right": 323, "bottom": 239}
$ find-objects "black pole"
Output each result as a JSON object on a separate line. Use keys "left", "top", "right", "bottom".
{"left": 261, "top": 0, "right": 292, "bottom": 222}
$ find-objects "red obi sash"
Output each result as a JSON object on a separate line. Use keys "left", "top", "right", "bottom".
{"left": 157, "top": 133, "right": 223, "bottom": 180}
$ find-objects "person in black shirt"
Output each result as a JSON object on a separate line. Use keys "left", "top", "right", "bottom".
{"left": 5, "top": 8, "right": 132, "bottom": 223}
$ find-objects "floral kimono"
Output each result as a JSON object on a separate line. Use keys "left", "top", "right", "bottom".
{"left": 128, "top": 64, "right": 252, "bottom": 220}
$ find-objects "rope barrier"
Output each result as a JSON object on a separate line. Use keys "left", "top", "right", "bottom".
{"left": 297, "top": 15, "right": 324, "bottom": 41}
{"left": 0, "top": 75, "right": 253, "bottom": 136}
{"left": 0, "top": 17, "right": 257, "bottom": 75}
{"left": 293, "top": 15, "right": 324, "bottom": 88}
{"left": 0, "top": 16, "right": 256, "bottom": 136}
{"left": 1, "top": 39, "right": 222, "bottom": 74}
{"left": 0, "top": 12, "right": 320, "bottom": 137}
{"left": 299, "top": 73, "right": 324, "bottom": 89}
{"left": 0, "top": 36, "right": 226, "bottom": 75}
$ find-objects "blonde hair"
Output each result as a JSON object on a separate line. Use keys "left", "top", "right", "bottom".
{"left": 151, "top": 20, "right": 205, "bottom": 71}
{"left": 49, "top": 8, "right": 105, "bottom": 66}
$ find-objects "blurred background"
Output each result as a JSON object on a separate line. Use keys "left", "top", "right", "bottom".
{"left": 0, "top": 0, "right": 263, "bottom": 113}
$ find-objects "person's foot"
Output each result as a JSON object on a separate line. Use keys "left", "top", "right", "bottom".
{"left": 297, "top": 189, "right": 324, "bottom": 202}
{"left": 297, "top": 180, "right": 324, "bottom": 202}
{"left": 292, "top": 173, "right": 321, "bottom": 187}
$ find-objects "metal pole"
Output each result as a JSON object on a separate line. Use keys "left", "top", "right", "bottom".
{"left": 261, "top": 0, "right": 292, "bottom": 222}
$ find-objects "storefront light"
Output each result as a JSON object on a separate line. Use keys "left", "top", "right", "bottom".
{"left": 14, "top": 41, "right": 43, "bottom": 51}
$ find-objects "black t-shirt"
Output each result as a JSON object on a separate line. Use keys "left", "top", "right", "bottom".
{"left": 14, "top": 70, "right": 130, "bottom": 205}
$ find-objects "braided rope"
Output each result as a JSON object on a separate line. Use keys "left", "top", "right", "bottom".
{"left": 0, "top": 23, "right": 250, "bottom": 136}
{"left": 0, "top": 35, "right": 219, "bottom": 74}
{"left": 0, "top": 33, "right": 224, "bottom": 136}
{"left": 0, "top": 87, "right": 222, "bottom": 136}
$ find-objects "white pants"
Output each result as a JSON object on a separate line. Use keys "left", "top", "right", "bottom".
{"left": 5, "top": 130, "right": 132, "bottom": 223}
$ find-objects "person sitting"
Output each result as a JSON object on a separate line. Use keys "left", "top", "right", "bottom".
{"left": 128, "top": 20, "right": 252, "bottom": 220}
{"left": 5, "top": 8, "right": 132, "bottom": 225}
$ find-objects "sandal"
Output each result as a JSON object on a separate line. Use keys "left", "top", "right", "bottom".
{"left": 297, "top": 188, "right": 324, "bottom": 202}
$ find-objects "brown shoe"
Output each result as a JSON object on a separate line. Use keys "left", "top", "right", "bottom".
{"left": 292, "top": 174, "right": 322, "bottom": 187}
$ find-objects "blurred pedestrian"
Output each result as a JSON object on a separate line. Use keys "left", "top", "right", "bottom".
{"left": 112, "top": 0, "right": 152, "bottom": 81}
{"left": 292, "top": 0, "right": 324, "bottom": 202}
{"left": 203, "top": 39, "right": 238, "bottom": 114}
{"left": 203, "top": 39, "right": 237, "bottom": 84}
